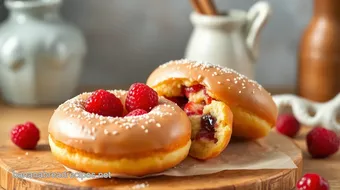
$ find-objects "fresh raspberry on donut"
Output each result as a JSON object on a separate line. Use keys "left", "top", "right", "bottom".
{"left": 11, "top": 122, "right": 40, "bottom": 149}
{"left": 48, "top": 90, "right": 192, "bottom": 176}
{"left": 125, "top": 83, "right": 158, "bottom": 112}
{"left": 85, "top": 89, "right": 123, "bottom": 117}
{"left": 126, "top": 109, "right": 148, "bottom": 116}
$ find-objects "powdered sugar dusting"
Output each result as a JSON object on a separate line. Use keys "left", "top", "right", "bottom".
{"left": 159, "top": 59, "right": 262, "bottom": 91}
{"left": 131, "top": 182, "right": 149, "bottom": 189}
{"left": 55, "top": 90, "right": 179, "bottom": 139}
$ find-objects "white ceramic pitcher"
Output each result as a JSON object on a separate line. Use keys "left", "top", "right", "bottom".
{"left": 0, "top": 0, "right": 86, "bottom": 106}
{"left": 184, "top": 1, "right": 271, "bottom": 79}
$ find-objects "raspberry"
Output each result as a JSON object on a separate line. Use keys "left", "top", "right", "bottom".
{"left": 11, "top": 122, "right": 40, "bottom": 149}
{"left": 296, "top": 173, "right": 329, "bottom": 190}
{"left": 276, "top": 114, "right": 301, "bottom": 137}
{"left": 306, "top": 127, "right": 339, "bottom": 158}
{"left": 183, "top": 84, "right": 205, "bottom": 98}
{"left": 125, "top": 83, "right": 158, "bottom": 112}
{"left": 184, "top": 102, "right": 204, "bottom": 116}
{"left": 126, "top": 109, "right": 148, "bottom": 116}
{"left": 85, "top": 89, "right": 123, "bottom": 117}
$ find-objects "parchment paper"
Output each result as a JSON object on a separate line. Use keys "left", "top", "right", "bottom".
{"left": 64, "top": 134, "right": 297, "bottom": 182}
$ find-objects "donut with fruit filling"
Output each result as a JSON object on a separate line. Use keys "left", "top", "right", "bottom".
{"left": 146, "top": 59, "right": 278, "bottom": 144}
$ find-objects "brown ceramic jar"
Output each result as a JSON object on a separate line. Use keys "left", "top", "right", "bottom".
{"left": 298, "top": 0, "right": 340, "bottom": 102}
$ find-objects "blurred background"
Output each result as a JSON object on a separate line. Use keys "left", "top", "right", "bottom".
{"left": 0, "top": 0, "right": 312, "bottom": 90}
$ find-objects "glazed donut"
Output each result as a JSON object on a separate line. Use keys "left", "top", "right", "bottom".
{"left": 146, "top": 59, "right": 278, "bottom": 140}
{"left": 48, "top": 90, "right": 191, "bottom": 176}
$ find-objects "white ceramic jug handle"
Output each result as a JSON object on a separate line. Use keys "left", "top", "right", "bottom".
{"left": 273, "top": 94, "right": 340, "bottom": 132}
{"left": 246, "top": 1, "right": 271, "bottom": 62}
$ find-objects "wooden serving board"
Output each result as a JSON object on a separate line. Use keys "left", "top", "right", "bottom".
{"left": 0, "top": 132, "right": 302, "bottom": 190}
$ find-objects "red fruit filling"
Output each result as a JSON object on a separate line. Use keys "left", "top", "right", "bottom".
{"left": 165, "top": 96, "right": 188, "bottom": 109}
{"left": 166, "top": 84, "right": 218, "bottom": 143}
{"left": 184, "top": 102, "right": 204, "bottom": 116}
{"left": 168, "top": 84, "right": 213, "bottom": 108}
{"left": 183, "top": 84, "right": 205, "bottom": 97}
{"left": 196, "top": 114, "right": 218, "bottom": 143}
{"left": 183, "top": 84, "right": 213, "bottom": 105}
{"left": 206, "top": 97, "right": 212, "bottom": 104}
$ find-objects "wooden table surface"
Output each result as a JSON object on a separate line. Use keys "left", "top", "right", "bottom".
{"left": 0, "top": 87, "right": 339, "bottom": 190}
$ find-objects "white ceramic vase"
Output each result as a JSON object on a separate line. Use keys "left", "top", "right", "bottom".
{"left": 184, "top": 1, "right": 271, "bottom": 79}
{"left": 0, "top": 0, "right": 86, "bottom": 106}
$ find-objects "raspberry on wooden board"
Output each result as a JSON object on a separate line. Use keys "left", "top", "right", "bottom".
{"left": 296, "top": 173, "right": 329, "bottom": 190}
{"left": 11, "top": 122, "right": 40, "bottom": 149}
{"left": 276, "top": 114, "right": 301, "bottom": 137}
{"left": 306, "top": 127, "right": 339, "bottom": 158}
